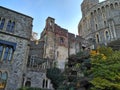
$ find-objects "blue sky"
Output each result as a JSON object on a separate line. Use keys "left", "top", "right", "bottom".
{"left": 0, "top": 0, "right": 105, "bottom": 38}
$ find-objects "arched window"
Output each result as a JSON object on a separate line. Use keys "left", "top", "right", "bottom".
{"left": 97, "top": 8, "right": 101, "bottom": 14}
{"left": 6, "top": 21, "right": 15, "bottom": 32}
{"left": 10, "top": 22, "right": 15, "bottom": 32}
{"left": 0, "top": 18, "right": 5, "bottom": 29}
{"left": 95, "top": 24, "right": 98, "bottom": 30}
{"left": 104, "top": 21, "right": 107, "bottom": 27}
{"left": 42, "top": 79, "right": 45, "bottom": 88}
{"left": 1, "top": 72, "right": 8, "bottom": 81}
{"left": 94, "top": 10, "right": 97, "bottom": 15}
{"left": 101, "top": 6, "right": 105, "bottom": 12}
{"left": 60, "top": 37, "right": 64, "bottom": 44}
{"left": 25, "top": 81, "right": 31, "bottom": 87}
{"left": 91, "top": 12, "right": 93, "bottom": 17}
{"left": 115, "top": 2, "right": 118, "bottom": 7}
{"left": 96, "top": 34, "right": 100, "bottom": 43}
{"left": 6, "top": 20, "right": 11, "bottom": 31}
{"left": 105, "top": 31, "right": 110, "bottom": 40}
{"left": 110, "top": 4, "right": 114, "bottom": 9}
{"left": 1, "top": 72, "right": 8, "bottom": 89}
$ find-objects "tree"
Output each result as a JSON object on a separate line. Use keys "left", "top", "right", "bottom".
{"left": 46, "top": 67, "right": 65, "bottom": 89}
{"left": 88, "top": 47, "right": 120, "bottom": 90}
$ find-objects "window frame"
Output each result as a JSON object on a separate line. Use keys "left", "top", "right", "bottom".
{"left": 96, "top": 33, "right": 100, "bottom": 43}
{"left": 0, "top": 44, "right": 14, "bottom": 61}
{"left": 0, "top": 18, "right": 5, "bottom": 30}
{"left": 59, "top": 37, "right": 65, "bottom": 44}
{"left": 104, "top": 30, "right": 110, "bottom": 41}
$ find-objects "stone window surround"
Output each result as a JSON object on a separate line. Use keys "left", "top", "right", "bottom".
{"left": 0, "top": 18, "right": 5, "bottom": 30}
{"left": 42, "top": 79, "right": 49, "bottom": 89}
{"left": 6, "top": 20, "right": 15, "bottom": 32}
{"left": 0, "top": 17, "right": 15, "bottom": 33}
{"left": 95, "top": 33, "right": 100, "bottom": 43}
{"left": 0, "top": 40, "right": 16, "bottom": 62}
{"left": 0, "top": 44, "right": 14, "bottom": 61}
{"left": 90, "top": 1, "right": 120, "bottom": 19}
{"left": 59, "top": 37, "right": 65, "bottom": 45}
{"left": 104, "top": 30, "right": 110, "bottom": 41}
{"left": 0, "top": 71, "right": 8, "bottom": 89}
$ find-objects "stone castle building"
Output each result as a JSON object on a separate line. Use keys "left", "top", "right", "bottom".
{"left": 39, "top": 17, "right": 85, "bottom": 69}
{"left": 0, "top": 6, "right": 53, "bottom": 90}
{"left": 1, "top": 0, "right": 120, "bottom": 89}
{"left": 78, "top": 0, "right": 120, "bottom": 49}
{"left": 0, "top": 6, "right": 33, "bottom": 90}
{"left": 0, "top": 6, "right": 82, "bottom": 90}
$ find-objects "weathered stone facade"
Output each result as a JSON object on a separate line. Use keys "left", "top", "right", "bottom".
{"left": 40, "top": 17, "right": 83, "bottom": 69}
{"left": 25, "top": 56, "right": 53, "bottom": 89}
{"left": 0, "top": 6, "right": 33, "bottom": 90}
{"left": 29, "top": 41, "right": 44, "bottom": 58}
{"left": 78, "top": 0, "right": 120, "bottom": 48}
{"left": 0, "top": 6, "right": 54, "bottom": 90}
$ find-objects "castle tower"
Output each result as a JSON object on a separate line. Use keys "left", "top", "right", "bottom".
{"left": 46, "top": 17, "right": 55, "bottom": 32}
{"left": 81, "top": 0, "right": 99, "bottom": 16}
{"left": 43, "top": 17, "right": 55, "bottom": 60}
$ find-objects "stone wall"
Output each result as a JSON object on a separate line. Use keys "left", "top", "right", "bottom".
{"left": 78, "top": 0, "right": 120, "bottom": 47}
{"left": 24, "top": 71, "right": 53, "bottom": 89}
{"left": 29, "top": 41, "right": 44, "bottom": 58}
{"left": 40, "top": 17, "right": 83, "bottom": 69}
{"left": 0, "top": 6, "right": 33, "bottom": 90}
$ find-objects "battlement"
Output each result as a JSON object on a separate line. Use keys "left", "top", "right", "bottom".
{"left": 68, "top": 33, "right": 75, "bottom": 42}
{"left": 55, "top": 24, "right": 68, "bottom": 37}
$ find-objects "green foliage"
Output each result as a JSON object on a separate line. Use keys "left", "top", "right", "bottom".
{"left": 88, "top": 47, "right": 120, "bottom": 90}
{"left": 98, "top": 46, "right": 113, "bottom": 57}
{"left": 46, "top": 67, "right": 65, "bottom": 89}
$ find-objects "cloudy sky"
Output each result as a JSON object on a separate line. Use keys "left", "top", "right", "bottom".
{"left": 0, "top": 0, "right": 105, "bottom": 38}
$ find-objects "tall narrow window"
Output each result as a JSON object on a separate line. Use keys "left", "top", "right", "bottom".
{"left": 0, "top": 40, "right": 16, "bottom": 61}
{"left": 7, "top": 47, "right": 13, "bottom": 61}
{"left": 0, "top": 18, "right": 5, "bottom": 29}
{"left": 104, "top": 21, "right": 107, "bottom": 27}
{"left": 3, "top": 47, "right": 9, "bottom": 61}
{"left": 25, "top": 81, "right": 31, "bottom": 87}
{"left": 95, "top": 24, "right": 98, "bottom": 30}
{"left": 46, "top": 80, "right": 48, "bottom": 88}
{"left": 6, "top": 20, "right": 11, "bottom": 31}
{"left": 43, "top": 79, "right": 45, "bottom": 88}
{"left": 60, "top": 37, "right": 64, "bottom": 44}
{"left": 1, "top": 72, "right": 8, "bottom": 89}
{"left": 0, "top": 17, "right": 1, "bottom": 24}
{"left": 57, "top": 51, "right": 59, "bottom": 57}
{"left": 105, "top": 31, "right": 110, "bottom": 40}
{"left": 96, "top": 34, "right": 100, "bottom": 43}
{"left": 0, "top": 45, "right": 3, "bottom": 60}
{"left": 1, "top": 72, "right": 8, "bottom": 81}
{"left": 115, "top": 3, "right": 118, "bottom": 8}
{"left": 110, "top": 4, "right": 114, "bottom": 9}
{"left": 10, "top": 22, "right": 15, "bottom": 32}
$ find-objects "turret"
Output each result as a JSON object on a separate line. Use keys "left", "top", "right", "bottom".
{"left": 45, "top": 17, "right": 55, "bottom": 32}
{"left": 81, "top": 0, "right": 99, "bottom": 16}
